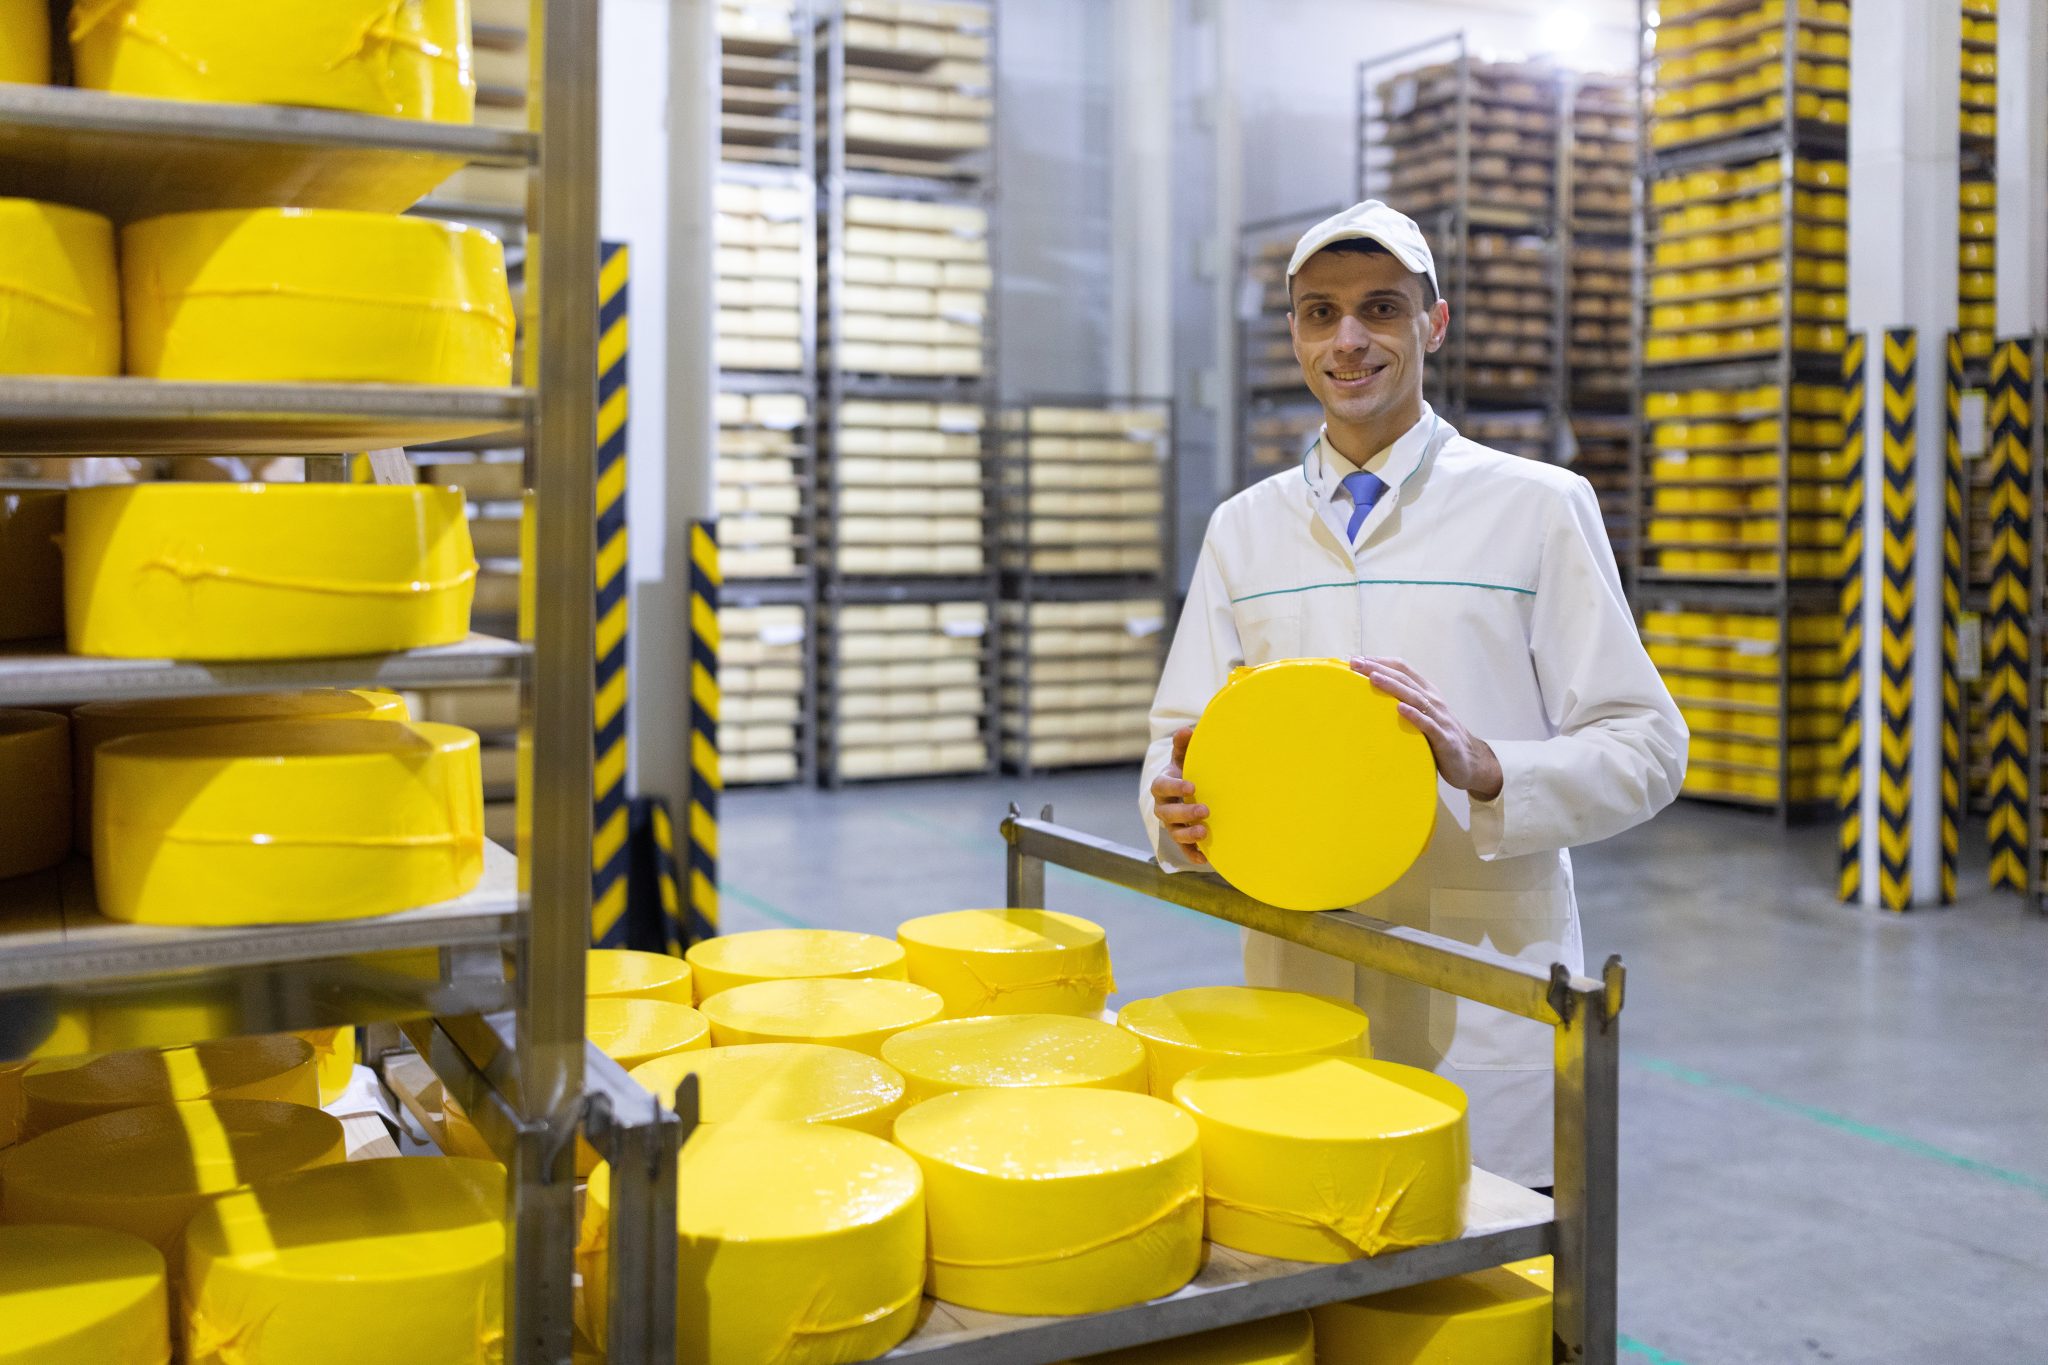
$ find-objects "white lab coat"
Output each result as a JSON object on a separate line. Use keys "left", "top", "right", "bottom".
{"left": 1140, "top": 407, "right": 1685, "bottom": 1187}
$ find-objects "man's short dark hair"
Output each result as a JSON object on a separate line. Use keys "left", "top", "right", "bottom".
{"left": 1288, "top": 238, "right": 1439, "bottom": 312}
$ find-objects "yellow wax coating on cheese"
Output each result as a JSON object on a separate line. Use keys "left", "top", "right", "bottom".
{"left": 296, "top": 1028, "right": 358, "bottom": 1107}
{"left": 629, "top": 1042, "right": 908, "bottom": 1137}
{"left": 0, "top": 709, "right": 69, "bottom": 880}
{"left": 1313, "top": 1257, "right": 1552, "bottom": 1364}
{"left": 0, "top": 1063, "right": 27, "bottom": 1149}
{"left": 0, "top": 199, "right": 120, "bottom": 376}
{"left": 21, "top": 1034, "right": 317, "bottom": 1140}
{"left": 0, "top": 1224, "right": 170, "bottom": 1365}
{"left": 587, "top": 947, "right": 694, "bottom": 1005}
{"left": 896, "top": 908, "right": 1115, "bottom": 1017}
{"left": 585, "top": 997, "right": 710, "bottom": 1072}
{"left": 880, "top": 1012, "right": 1148, "bottom": 1104}
{"left": 0, "top": 490, "right": 63, "bottom": 642}
{"left": 1064, "top": 1311, "right": 1316, "bottom": 1364}
{"left": 686, "top": 927, "right": 908, "bottom": 1002}
{"left": 700, "top": 977, "right": 944, "bottom": 1057}
{"left": 1118, "top": 985, "right": 1371, "bottom": 1095}
{"left": 0, "top": 0, "right": 50, "bottom": 85}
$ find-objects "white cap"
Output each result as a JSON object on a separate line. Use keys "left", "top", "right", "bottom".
{"left": 1286, "top": 200, "right": 1438, "bottom": 296}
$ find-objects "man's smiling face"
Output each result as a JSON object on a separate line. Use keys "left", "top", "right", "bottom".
{"left": 1287, "top": 246, "right": 1449, "bottom": 429}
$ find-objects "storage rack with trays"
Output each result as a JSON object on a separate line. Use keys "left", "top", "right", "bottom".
{"left": 1631, "top": 0, "right": 1852, "bottom": 820}
{"left": 720, "top": 0, "right": 809, "bottom": 168}
{"left": 814, "top": 0, "right": 1000, "bottom": 786}
{"left": 1569, "top": 73, "right": 1640, "bottom": 565}
{"left": 1957, "top": 0, "right": 1998, "bottom": 813}
{"left": 995, "top": 397, "right": 1175, "bottom": 775}
{"left": 1233, "top": 206, "right": 1340, "bottom": 490}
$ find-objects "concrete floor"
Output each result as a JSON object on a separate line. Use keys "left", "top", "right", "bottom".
{"left": 722, "top": 770, "right": 2048, "bottom": 1364}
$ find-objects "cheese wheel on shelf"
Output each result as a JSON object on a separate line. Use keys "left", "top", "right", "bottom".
{"left": 94, "top": 720, "right": 484, "bottom": 926}
{"left": 296, "top": 1028, "right": 358, "bottom": 1106}
{"left": 123, "top": 209, "right": 513, "bottom": 385}
{"left": 1061, "top": 1311, "right": 1315, "bottom": 1364}
{"left": 0, "top": 1099, "right": 346, "bottom": 1267}
{"left": 182, "top": 1158, "right": 505, "bottom": 1365}
{"left": 22, "top": 1034, "right": 317, "bottom": 1140}
{"left": 1172, "top": 1056, "right": 1469, "bottom": 1261}
{"left": 583, "top": 1123, "right": 923, "bottom": 1365}
{"left": 0, "top": 489, "right": 63, "bottom": 641}
{"left": 1118, "top": 986, "right": 1371, "bottom": 1095}
{"left": 587, "top": 947, "right": 694, "bottom": 1005}
{"left": 71, "top": 689, "right": 410, "bottom": 854}
{"left": 685, "top": 927, "right": 908, "bottom": 1002}
{"left": 0, "top": 709, "right": 69, "bottom": 879}
{"left": 700, "top": 977, "right": 943, "bottom": 1057}
{"left": 880, "top": 1013, "right": 1147, "bottom": 1105}
{"left": 586, "top": 998, "right": 710, "bottom": 1072}
{"left": 629, "top": 1042, "right": 908, "bottom": 1137}
{"left": 0, "top": 0, "right": 49, "bottom": 85}
{"left": 65, "top": 484, "right": 478, "bottom": 660}
{"left": 1313, "top": 1257, "right": 1552, "bottom": 1364}
{"left": 893, "top": 1087, "right": 1203, "bottom": 1315}
{"left": 70, "top": 0, "right": 475, "bottom": 123}
{"left": 0, "top": 1225, "right": 169, "bottom": 1365}
{"left": 0, "top": 199, "right": 119, "bottom": 376}
{"left": 896, "top": 908, "right": 1115, "bottom": 1017}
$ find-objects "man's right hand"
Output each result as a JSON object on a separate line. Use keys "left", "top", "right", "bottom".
{"left": 1150, "top": 726, "right": 1210, "bottom": 865}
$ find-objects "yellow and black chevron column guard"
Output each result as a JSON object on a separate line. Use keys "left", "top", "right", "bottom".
{"left": 592, "top": 242, "right": 631, "bottom": 946}
{"left": 1878, "top": 329, "right": 1918, "bottom": 912}
{"left": 1985, "top": 339, "right": 2034, "bottom": 891}
{"left": 1836, "top": 333, "right": 1867, "bottom": 902}
{"left": 1941, "top": 337, "right": 1965, "bottom": 903}
{"left": 685, "top": 521, "right": 721, "bottom": 947}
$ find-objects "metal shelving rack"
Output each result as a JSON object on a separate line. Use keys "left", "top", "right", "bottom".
{"left": 1233, "top": 205, "right": 1342, "bottom": 491}
{"left": 1567, "top": 72, "right": 1641, "bottom": 570}
{"left": 1958, "top": 0, "right": 1998, "bottom": 816}
{"left": 0, "top": 8, "right": 679, "bottom": 1358}
{"left": 1629, "top": 0, "right": 1853, "bottom": 822}
{"left": 813, "top": 0, "right": 1001, "bottom": 787}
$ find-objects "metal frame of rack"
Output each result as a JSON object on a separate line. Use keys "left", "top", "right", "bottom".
{"left": 995, "top": 394, "right": 1177, "bottom": 776}
{"left": 1232, "top": 203, "right": 1344, "bottom": 491}
{"left": 813, "top": 0, "right": 1001, "bottom": 788}
{"left": 869, "top": 809, "right": 1621, "bottom": 1363}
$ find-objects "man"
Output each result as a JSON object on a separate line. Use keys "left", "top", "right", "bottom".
{"left": 1141, "top": 201, "right": 1685, "bottom": 1189}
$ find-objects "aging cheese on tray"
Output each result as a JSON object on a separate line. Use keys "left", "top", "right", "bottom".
{"left": 0, "top": 199, "right": 120, "bottom": 376}
{"left": 0, "top": 0, "right": 50, "bottom": 85}
{"left": 685, "top": 927, "right": 909, "bottom": 1002}
{"left": 0, "top": 709, "right": 69, "bottom": 880}
{"left": 65, "top": 484, "right": 477, "bottom": 660}
{"left": 1117, "top": 985, "right": 1371, "bottom": 1095}
{"left": 297, "top": 1028, "right": 358, "bottom": 1106}
{"left": 880, "top": 1012, "right": 1148, "bottom": 1105}
{"left": 0, "top": 1224, "right": 170, "bottom": 1365}
{"left": 123, "top": 209, "right": 514, "bottom": 385}
{"left": 93, "top": 719, "right": 484, "bottom": 926}
{"left": 630, "top": 1042, "right": 908, "bottom": 1137}
{"left": 896, "top": 908, "right": 1115, "bottom": 1017}
{"left": 1313, "top": 1257, "right": 1552, "bottom": 1364}
{"left": 0, "top": 490, "right": 64, "bottom": 641}
{"left": 587, "top": 947, "right": 694, "bottom": 1006}
{"left": 699, "top": 977, "right": 944, "bottom": 1057}
{"left": 21, "top": 1035, "right": 317, "bottom": 1141}
{"left": 585, "top": 998, "right": 710, "bottom": 1072}
{"left": 1062, "top": 1311, "right": 1316, "bottom": 1365}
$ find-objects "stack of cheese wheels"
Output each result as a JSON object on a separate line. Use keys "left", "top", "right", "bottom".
{"left": 0, "top": 0, "right": 49, "bottom": 84}
{"left": 1313, "top": 1257, "right": 1552, "bottom": 1364}
{"left": 685, "top": 927, "right": 908, "bottom": 1001}
{"left": 1172, "top": 1056, "right": 1470, "bottom": 1261}
{"left": 896, "top": 908, "right": 1115, "bottom": 1017}
{"left": 123, "top": 210, "right": 513, "bottom": 385}
{"left": 65, "top": 484, "right": 478, "bottom": 660}
{"left": 893, "top": 1087, "right": 1203, "bottom": 1315}
{"left": 587, "top": 947, "right": 695, "bottom": 1005}
{"left": 880, "top": 1013, "right": 1148, "bottom": 1105}
{"left": 182, "top": 1158, "right": 505, "bottom": 1365}
{"left": 700, "top": 977, "right": 944, "bottom": 1057}
{"left": 19, "top": 1035, "right": 317, "bottom": 1140}
{"left": 584, "top": 1123, "right": 924, "bottom": 1365}
{"left": 69, "top": 0, "right": 476, "bottom": 122}
{"left": 296, "top": 1028, "right": 358, "bottom": 1107}
{"left": 0, "top": 1099, "right": 347, "bottom": 1267}
{"left": 0, "top": 710, "right": 69, "bottom": 879}
{"left": 0, "top": 490, "right": 63, "bottom": 641}
{"left": 93, "top": 719, "right": 484, "bottom": 925}
{"left": 1058, "top": 1311, "right": 1316, "bottom": 1364}
{"left": 0, "top": 1225, "right": 170, "bottom": 1363}
{"left": 71, "top": 689, "right": 411, "bottom": 854}
{"left": 630, "top": 1043, "right": 908, "bottom": 1137}
{"left": 1117, "top": 985, "right": 1372, "bottom": 1095}
{"left": 0, "top": 199, "right": 119, "bottom": 375}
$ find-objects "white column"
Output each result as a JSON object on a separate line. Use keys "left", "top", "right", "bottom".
{"left": 1109, "top": 0, "right": 1175, "bottom": 398}
{"left": 1847, "top": 0, "right": 1960, "bottom": 906}
{"left": 1996, "top": 0, "right": 2048, "bottom": 334}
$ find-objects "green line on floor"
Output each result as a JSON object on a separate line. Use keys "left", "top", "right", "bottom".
{"left": 1619, "top": 1334, "right": 1693, "bottom": 1364}
{"left": 1631, "top": 1054, "right": 2048, "bottom": 1199}
{"left": 718, "top": 881, "right": 812, "bottom": 930}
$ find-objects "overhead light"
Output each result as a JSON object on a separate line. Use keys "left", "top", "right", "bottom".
{"left": 1540, "top": 6, "right": 1592, "bottom": 51}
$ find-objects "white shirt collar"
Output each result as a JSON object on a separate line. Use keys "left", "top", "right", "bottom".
{"left": 1304, "top": 402, "right": 1438, "bottom": 507}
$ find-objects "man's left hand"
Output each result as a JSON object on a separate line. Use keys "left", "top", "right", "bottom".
{"left": 1352, "top": 656, "right": 1504, "bottom": 801}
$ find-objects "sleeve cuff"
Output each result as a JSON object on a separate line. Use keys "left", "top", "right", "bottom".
{"left": 1468, "top": 739, "right": 1537, "bottom": 861}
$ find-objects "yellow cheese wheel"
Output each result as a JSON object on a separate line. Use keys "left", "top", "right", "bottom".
{"left": 0, "top": 1099, "right": 346, "bottom": 1267}
{"left": 1117, "top": 986, "right": 1371, "bottom": 1095}
{"left": 94, "top": 720, "right": 484, "bottom": 926}
{"left": 0, "top": 1062, "right": 27, "bottom": 1148}
{"left": 686, "top": 927, "right": 908, "bottom": 1002}
{"left": 65, "top": 483, "right": 477, "bottom": 660}
{"left": 1064, "top": 1311, "right": 1316, "bottom": 1364}
{"left": 1183, "top": 659, "right": 1437, "bottom": 910}
{"left": 701, "top": 977, "right": 944, "bottom": 1057}
{"left": 0, "top": 489, "right": 63, "bottom": 641}
{"left": 70, "top": 0, "right": 475, "bottom": 122}
{"left": 1172, "top": 1056, "right": 1469, "bottom": 1261}
{"left": 22, "top": 1035, "right": 317, "bottom": 1140}
{"left": 893, "top": 1087, "right": 1203, "bottom": 1315}
{"left": 583, "top": 1123, "right": 923, "bottom": 1365}
{"left": 1313, "top": 1257, "right": 1551, "bottom": 1363}
{"left": 896, "top": 908, "right": 1115, "bottom": 1017}
{"left": 587, "top": 947, "right": 694, "bottom": 1005}
{"left": 71, "top": 689, "right": 410, "bottom": 853}
{"left": 296, "top": 1028, "right": 358, "bottom": 1106}
{"left": 123, "top": 209, "right": 513, "bottom": 385}
{"left": 629, "top": 1042, "right": 908, "bottom": 1137}
{"left": 880, "top": 1013, "right": 1148, "bottom": 1105}
{"left": 0, "top": 1224, "right": 170, "bottom": 1365}
{"left": 0, "top": 0, "right": 50, "bottom": 85}
{"left": 0, "top": 199, "right": 119, "bottom": 377}
{"left": 0, "top": 709, "right": 69, "bottom": 879}
{"left": 586, "top": 998, "right": 710, "bottom": 1072}
{"left": 182, "top": 1157, "right": 504, "bottom": 1365}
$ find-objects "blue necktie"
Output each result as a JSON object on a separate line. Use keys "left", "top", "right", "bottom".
{"left": 1342, "top": 470, "right": 1387, "bottom": 542}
